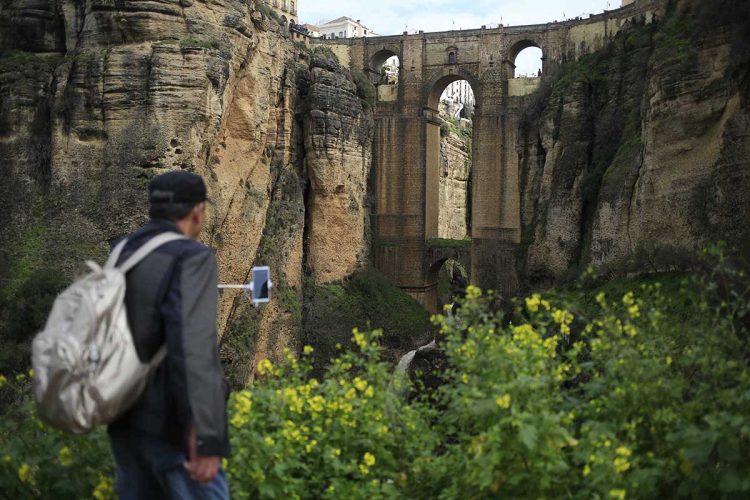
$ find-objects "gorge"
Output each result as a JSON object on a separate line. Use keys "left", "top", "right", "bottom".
{"left": 0, "top": 0, "right": 748, "bottom": 386}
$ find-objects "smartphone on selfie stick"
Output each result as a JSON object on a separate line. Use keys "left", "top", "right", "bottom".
{"left": 218, "top": 266, "right": 272, "bottom": 306}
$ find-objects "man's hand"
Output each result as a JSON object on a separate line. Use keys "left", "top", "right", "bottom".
{"left": 184, "top": 426, "right": 220, "bottom": 485}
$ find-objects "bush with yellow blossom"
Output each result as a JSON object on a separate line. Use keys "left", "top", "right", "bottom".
{"left": 1, "top": 245, "right": 749, "bottom": 499}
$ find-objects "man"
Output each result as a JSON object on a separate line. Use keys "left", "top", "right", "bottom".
{"left": 108, "top": 171, "right": 230, "bottom": 499}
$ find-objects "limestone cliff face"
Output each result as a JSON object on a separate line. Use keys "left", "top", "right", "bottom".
{"left": 303, "top": 56, "right": 373, "bottom": 285}
{"left": 438, "top": 134, "right": 470, "bottom": 240}
{"left": 0, "top": 1, "right": 375, "bottom": 381}
{"left": 518, "top": 1, "right": 750, "bottom": 284}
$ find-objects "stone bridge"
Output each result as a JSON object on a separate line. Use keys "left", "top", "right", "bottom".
{"left": 312, "top": 0, "right": 664, "bottom": 311}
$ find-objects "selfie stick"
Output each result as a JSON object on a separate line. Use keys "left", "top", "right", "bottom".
{"left": 218, "top": 281, "right": 272, "bottom": 307}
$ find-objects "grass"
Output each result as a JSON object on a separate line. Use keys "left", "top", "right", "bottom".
{"left": 179, "top": 37, "right": 222, "bottom": 51}
{"left": 425, "top": 238, "right": 471, "bottom": 249}
{"left": 302, "top": 268, "right": 433, "bottom": 375}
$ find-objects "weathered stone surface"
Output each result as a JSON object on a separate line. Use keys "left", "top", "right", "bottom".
{"left": 438, "top": 134, "right": 470, "bottom": 240}
{"left": 0, "top": 0, "right": 386, "bottom": 379}
{"left": 517, "top": 4, "right": 750, "bottom": 284}
{"left": 303, "top": 58, "right": 373, "bottom": 284}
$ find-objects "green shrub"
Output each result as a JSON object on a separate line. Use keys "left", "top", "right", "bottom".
{"left": 308, "top": 46, "right": 339, "bottom": 65}
{"left": 179, "top": 37, "right": 222, "bottom": 51}
{"left": 0, "top": 375, "right": 115, "bottom": 499}
{"left": 302, "top": 269, "right": 432, "bottom": 373}
{"left": 351, "top": 70, "right": 375, "bottom": 112}
{"left": 425, "top": 237, "right": 470, "bottom": 249}
{"left": 2, "top": 247, "right": 749, "bottom": 498}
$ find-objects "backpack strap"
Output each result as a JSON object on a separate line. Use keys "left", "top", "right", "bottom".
{"left": 117, "top": 232, "right": 187, "bottom": 274}
{"left": 150, "top": 345, "right": 168, "bottom": 368}
{"left": 105, "top": 239, "right": 129, "bottom": 270}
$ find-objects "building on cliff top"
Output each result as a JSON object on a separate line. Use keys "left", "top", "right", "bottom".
{"left": 261, "top": 0, "right": 298, "bottom": 24}
{"left": 318, "top": 17, "right": 379, "bottom": 40}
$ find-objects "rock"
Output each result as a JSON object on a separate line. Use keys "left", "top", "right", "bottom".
{"left": 439, "top": 133, "right": 471, "bottom": 240}
{"left": 304, "top": 60, "right": 374, "bottom": 284}
{"left": 517, "top": 7, "right": 750, "bottom": 284}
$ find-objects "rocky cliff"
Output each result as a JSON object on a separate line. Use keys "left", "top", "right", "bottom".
{"left": 438, "top": 132, "right": 471, "bottom": 240}
{"left": 517, "top": 0, "right": 750, "bottom": 285}
{"left": 0, "top": 1, "right": 425, "bottom": 383}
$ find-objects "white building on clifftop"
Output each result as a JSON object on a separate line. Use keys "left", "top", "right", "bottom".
{"left": 318, "top": 17, "right": 379, "bottom": 40}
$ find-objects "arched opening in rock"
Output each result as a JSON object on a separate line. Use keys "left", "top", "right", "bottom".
{"left": 425, "top": 76, "right": 475, "bottom": 243}
{"left": 369, "top": 49, "right": 400, "bottom": 86}
{"left": 512, "top": 43, "right": 543, "bottom": 78}
{"left": 426, "top": 258, "right": 469, "bottom": 314}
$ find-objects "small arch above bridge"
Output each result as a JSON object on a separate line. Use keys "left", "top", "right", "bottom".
{"left": 426, "top": 71, "right": 480, "bottom": 111}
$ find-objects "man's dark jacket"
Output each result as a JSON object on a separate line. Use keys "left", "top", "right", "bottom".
{"left": 109, "top": 220, "right": 230, "bottom": 458}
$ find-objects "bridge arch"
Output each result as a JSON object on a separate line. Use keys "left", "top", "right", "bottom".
{"left": 508, "top": 39, "right": 545, "bottom": 79}
{"left": 425, "top": 70, "right": 480, "bottom": 111}
{"left": 424, "top": 72, "right": 478, "bottom": 244}
{"left": 367, "top": 47, "right": 401, "bottom": 85}
{"left": 424, "top": 250, "right": 470, "bottom": 314}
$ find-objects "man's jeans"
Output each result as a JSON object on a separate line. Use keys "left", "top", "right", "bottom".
{"left": 109, "top": 428, "right": 229, "bottom": 500}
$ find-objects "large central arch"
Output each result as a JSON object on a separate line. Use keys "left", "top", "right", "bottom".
{"left": 423, "top": 71, "right": 480, "bottom": 241}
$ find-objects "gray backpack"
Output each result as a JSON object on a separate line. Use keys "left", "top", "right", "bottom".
{"left": 31, "top": 232, "right": 185, "bottom": 434}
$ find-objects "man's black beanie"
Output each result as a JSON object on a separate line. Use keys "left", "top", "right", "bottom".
{"left": 149, "top": 171, "right": 207, "bottom": 205}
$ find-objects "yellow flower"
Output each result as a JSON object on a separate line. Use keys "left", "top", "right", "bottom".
{"left": 345, "top": 388, "right": 357, "bottom": 400}
{"left": 582, "top": 464, "right": 591, "bottom": 477}
{"left": 264, "top": 436, "right": 275, "bottom": 446}
{"left": 628, "top": 305, "right": 640, "bottom": 319}
{"left": 465, "top": 285, "right": 482, "bottom": 299}
{"left": 222, "top": 458, "right": 229, "bottom": 469}
{"left": 257, "top": 359, "right": 274, "bottom": 376}
{"left": 364, "top": 386, "right": 375, "bottom": 398}
{"left": 0, "top": 375, "right": 6, "bottom": 388}
{"left": 359, "top": 464, "right": 370, "bottom": 476}
{"left": 552, "top": 309, "right": 574, "bottom": 326}
{"left": 495, "top": 394, "right": 512, "bottom": 409}
{"left": 352, "top": 329, "right": 367, "bottom": 349}
{"left": 666, "top": 355, "right": 673, "bottom": 366}
{"left": 93, "top": 474, "right": 115, "bottom": 500}
{"left": 303, "top": 345, "right": 314, "bottom": 355}
{"left": 16, "top": 373, "right": 25, "bottom": 382}
{"left": 230, "top": 413, "right": 249, "bottom": 429}
{"left": 308, "top": 395, "right": 325, "bottom": 413}
{"left": 58, "top": 446, "right": 73, "bottom": 467}
{"left": 235, "top": 393, "right": 252, "bottom": 415}
{"left": 305, "top": 440, "right": 318, "bottom": 453}
{"left": 353, "top": 377, "right": 367, "bottom": 392}
{"left": 596, "top": 292, "right": 607, "bottom": 307}
{"left": 614, "top": 457, "right": 630, "bottom": 473}
{"left": 363, "top": 452, "right": 376, "bottom": 467}
{"left": 609, "top": 489, "right": 626, "bottom": 500}
{"left": 333, "top": 448, "right": 341, "bottom": 457}
{"left": 616, "top": 446, "right": 632, "bottom": 457}
{"left": 525, "top": 294, "right": 542, "bottom": 313}
{"left": 18, "top": 463, "right": 31, "bottom": 483}
{"left": 461, "top": 373, "right": 470, "bottom": 384}
{"left": 28, "top": 369, "right": 34, "bottom": 377}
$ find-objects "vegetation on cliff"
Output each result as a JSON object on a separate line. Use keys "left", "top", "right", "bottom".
{"left": 517, "top": 0, "right": 750, "bottom": 287}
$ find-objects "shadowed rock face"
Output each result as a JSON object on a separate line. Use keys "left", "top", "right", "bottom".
{"left": 517, "top": 3, "right": 750, "bottom": 285}
{"left": 439, "top": 133, "right": 470, "bottom": 241}
{"left": 0, "top": 1, "right": 376, "bottom": 382}
{"left": 304, "top": 56, "right": 374, "bottom": 285}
